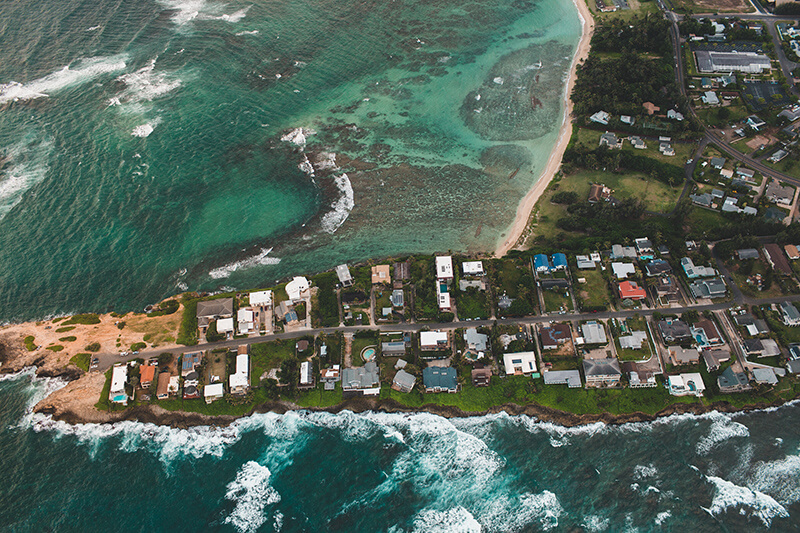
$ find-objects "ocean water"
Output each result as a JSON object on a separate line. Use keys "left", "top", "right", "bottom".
{"left": 2, "top": 370, "right": 800, "bottom": 532}
{"left": 0, "top": 0, "right": 581, "bottom": 321}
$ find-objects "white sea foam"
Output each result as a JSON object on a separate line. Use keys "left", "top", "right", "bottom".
{"left": 115, "top": 59, "right": 182, "bottom": 104}
{"left": 298, "top": 155, "right": 314, "bottom": 177}
{"left": 706, "top": 475, "right": 789, "bottom": 527}
{"left": 633, "top": 464, "right": 658, "bottom": 481}
{"left": 0, "top": 134, "right": 53, "bottom": 220}
{"left": 320, "top": 173, "right": 354, "bottom": 234}
{"left": 696, "top": 412, "right": 750, "bottom": 455}
{"left": 654, "top": 511, "right": 671, "bottom": 526}
{"left": 224, "top": 461, "right": 281, "bottom": 533}
{"left": 157, "top": 0, "right": 250, "bottom": 26}
{"left": 749, "top": 453, "right": 800, "bottom": 506}
{"left": 582, "top": 514, "right": 610, "bottom": 532}
{"left": 412, "top": 507, "right": 482, "bottom": 533}
{"left": 208, "top": 247, "right": 281, "bottom": 279}
{"left": 315, "top": 152, "right": 338, "bottom": 170}
{"left": 131, "top": 117, "right": 162, "bottom": 138}
{"left": 235, "top": 30, "right": 259, "bottom": 36}
{"left": 280, "top": 127, "right": 316, "bottom": 147}
{"left": 0, "top": 54, "right": 127, "bottom": 105}
{"left": 479, "top": 491, "right": 563, "bottom": 532}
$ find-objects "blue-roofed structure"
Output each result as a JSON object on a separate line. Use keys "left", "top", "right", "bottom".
{"left": 551, "top": 253, "right": 568, "bottom": 270}
{"left": 181, "top": 352, "right": 202, "bottom": 376}
{"left": 534, "top": 254, "right": 550, "bottom": 273}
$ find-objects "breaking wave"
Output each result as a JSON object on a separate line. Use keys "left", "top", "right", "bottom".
{"left": 157, "top": 0, "right": 250, "bottom": 26}
{"left": 223, "top": 461, "right": 281, "bottom": 533}
{"left": 705, "top": 475, "right": 789, "bottom": 527}
{"left": 0, "top": 54, "right": 127, "bottom": 105}
{"left": 208, "top": 247, "right": 281, "bottom": 279}
{"left": 0, "top": 134, "right": 53, "bottom": 219}
{"left": 131, "top": 117, "right": 162, "bottom": 137}
{"left": 115, "top": 59, "right": 182, "bottom": 104}
{"left": 320, "top": 173, "right": 354, "bottom": 234}
{"left": 696, "top": 411, "right": 750, "bottom": 455}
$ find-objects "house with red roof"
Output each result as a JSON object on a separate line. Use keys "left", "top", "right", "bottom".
{"left": 618, "top": 280, "right": 647, "bottom": 300}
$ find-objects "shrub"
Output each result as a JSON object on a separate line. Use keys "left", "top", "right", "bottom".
{"left": 58, "top": 336, "right": 77, "bottom": 342}
{"left": 117, "top": 321, "right": 126, "bottom": 330}
{"left": 206, "top": 320, "right": 225, "bottom": 343}
{"left": 85, "top": 342, "right": 101, "bottom": 352}
{"left": 158, "top": 352, "right": 174, "bottom": 366}
{"left": 148, "top": 299, "right": 180, "bottom": 317}
{"left": 55, "top": 326, "right": 76, "bottom": 333}
{"left": 62, "top": 313, "right": 101, "bottom": 325}
{"left": 551, "top": 191, "right": 579, "bottom": 205}
{"left": 177, "top": 299, "right": 199, "bottom": 345}
{"left": 70, "top": 353, "right": 91, "bottom": 371}
{"left": 24, "top": 336, "right": 36, "bottom": 351}
{"left": 47, "top": 345, "right": 64, "bottom": 352}
{"left": 130, "top": 342, "right": 147, "bottom": 352}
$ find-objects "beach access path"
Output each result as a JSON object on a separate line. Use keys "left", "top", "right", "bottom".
{"left": 494, "top": 0, "right": 595, "bottom": 257}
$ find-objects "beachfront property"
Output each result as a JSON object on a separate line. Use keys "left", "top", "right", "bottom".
{"left": 299, "top": 361, "right": 314, "bottom": 389}
{"left": 420, "top": 331, "right": 449, "bottom": 351}
{"left": 752, "top": 367, "right": 779, "bottom": 386}
{"left": 139, "top": 363, "right": 156, "bottom": 389}
{"left": 109, "top": 364, "right": 129, "bottom": 405}
{"left": 422, "top": 366, "right": 458, "bottom": 393}
{"left": 471, "top": 367, "right": 493, "bottom": 387}
{"left": 589, "top": 110, "right": 610, "bottom": 125}
{"left": 336, "top": 264, "right": 353, "bottom": 287}
{"left": 681, "top": 257, "right": 716, "bottom": 278}
{"left": 543, "top": 370, "right": 582, "bottom": 388}
{"left": 582, "top": 358, "right": 622, "bottom": 387}
{"left": 435, "top": 256, "right": 453, "bottom": 311}
{"left": 321, "top": 365, "right": 340, "bottom": 390}
{"left": 503, "top": 352, "right": 538, "bottom": 376}
{"left": 695, "top": 50, "right": 771, "bottom": 74}
{"left": 285, "top": 276, "right": 310, "bottom": 302}
{"left": 156, "top": 371, "right": 172, "bottom": 400}
{"left": 371, "top": 264, "right": 391, "bottom": 284}
{"left": 204, "top": 383, "right": 224, "bottom": 404}
{"left": 229, "top": 345, "right": 250, "bottom": 395}
{"left": 392, "top": 369, "right": 416, "bottom": 393}
{"left": 196, "top": 298, "right": 233, "bottom": 335}
{"left": 342, "top": 362, "right": 380, "bottom": 396}
{"left": 249, "top": 290, "right": 273, "bottom": 330}
{"left": 462, "top": 261, "right": 485, "bottom": 276}
{"left": 718, "top": 367, "right": 752, "bottom": 393}
{"left": 703, "top": 348, "right": 731, "bottom": 372}
{"left": 668, "top": 373, "right": 706, "bottom": 397}
{"left": 540, "top": 323, "right": 571, "bottom": 350}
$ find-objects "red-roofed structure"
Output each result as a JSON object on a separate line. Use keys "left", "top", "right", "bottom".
{"left": 618, "top": 281, "right": 647, "bottom": 300}
{"left": 140, "top": 364, "right": 156, "bottom": 388}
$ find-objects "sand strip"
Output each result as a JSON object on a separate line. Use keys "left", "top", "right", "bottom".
{"left": 495, "top": 0, "right": 595, "bottom": 257}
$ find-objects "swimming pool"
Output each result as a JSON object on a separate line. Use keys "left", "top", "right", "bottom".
{"left": 112, "top": 394, "right": 127, "bottom": 403}
{"left": 362, "top": 347, "right": 376, "bottom": 361}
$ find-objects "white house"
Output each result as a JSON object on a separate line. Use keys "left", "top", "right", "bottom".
{"left": 668, "top": 373, "right": 706, "bottom": 397}
{"left": 462, "top": 261, "right": 485, "bottom": 276}
{"left": 204, "top": 383, "right": 224, "bottom": 404}
{"left": 237, "top": 308, "right": 255, "bottom": 334}
{"left": 589, "top": 110, "right": 610, "bottom": 125}
{"left": 229, "top": 348, "right": 250, "bottom": 395}
{"left": 436, "top": 256, "right": 454, "bottom": 280}
{"left": 503, "top": 352, "right": 538, "bottom": 375}
{"left": 300, "top": 361, "right": 312, "bottom": 386}
{"left": 420, "top": 331, "right": 448, "bottom": 351}
{"left": 217, "top": 317, "right": 234, "bottom": 335}
{"left": 285, "top": 276, "right": 310, "bottom": 301}
{"left": 611, "top": 262, "right": 636, "bottom": 279}
{"left": 109, "top": 364, "right": 129, "bottom": 405}
{"left": 249, "top": 290, "right": 272, "bottom": 308}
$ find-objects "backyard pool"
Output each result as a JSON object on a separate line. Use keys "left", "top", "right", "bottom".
{"left": 361, "top": 347, "right": 377, "bottom": 362}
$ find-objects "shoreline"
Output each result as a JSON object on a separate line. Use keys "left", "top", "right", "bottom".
{"left": 495, "top": 0, "right": 594, "bottom": 257}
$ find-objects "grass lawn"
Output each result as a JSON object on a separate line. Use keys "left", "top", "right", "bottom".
{"left": 542, "top": 288, "right": 573, "bottom": 313}
{"left": 727, "top": 260, "right": 785, "bottom": 299}
{"left": 126, "top": 312, "right": 181, "bottom": 347}
{"left": 352, "top": 332, "right": 379, "bottom": 365}
{"left": 575, "top": 268, "right": 612, "bottom": 310}
{"left": 375, "top": 289, "right": 391, "bottom": 311}
{"left": 492, "top": 259, "right": 526, "bottom": 297}
{"left": 695, "top": 104, "right": 750, "bottom": 129}
{"left": 69, "top": 353, "right": 91, "bottom": 371}
{"left": 250, "top": 340, "right": 296, "bottom": 386}
{"left": 684, "top": 207, "right": 730, "bottom": 239}
{"left": 764, "top": 156, "right": 800, "bottom": 181}
{"left": 205, "top": 350, "right": 228, "bottom": 384}
{"left": 456, "top": 289, "right": 490, "bottom": 320}
{"left": 765, "top": 310, "right": 800, "bottom": 345}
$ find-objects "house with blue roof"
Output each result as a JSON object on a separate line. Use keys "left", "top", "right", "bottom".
{"left": 534, "top": 254, "right": 551, "bottom": 273}
{"left": 551, "top": 253, "right": 568, "bottom": 271}
{"left": 423, "top": 366, "right": 458, "bottom": 393}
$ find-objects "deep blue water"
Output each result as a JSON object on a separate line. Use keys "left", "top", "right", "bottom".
{"left": 2, "top": 370, "right": 800, "bottom": 532}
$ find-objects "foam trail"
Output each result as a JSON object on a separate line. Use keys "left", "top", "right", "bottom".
{"left": 115, "top": 59, "right": 182, "bottom": 104}
{"left": 0, "top": 55, "right": 127, "bottom": 105}
{"left": 0, "top": 135, "right": 53, "bottom": 220}
{"left": 320, "top": 173, "right": 354, "bottom": 234}
{"left": 157, "top": 0, "right": 250, "bottom": 26}
{"left": 412, "top": 507, "right": 481, "bottom": 533}
{"left": 706, "top": 475, "right": 789, "bottom": 527}
{"left": 223, "top": 461, "right": 281, "bottom": 533}
{"left": 208, "top": 247, "right": 281, "bottom": 279}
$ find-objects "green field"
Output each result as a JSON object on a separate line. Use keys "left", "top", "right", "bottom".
{"left": 250, "top": 340, "right": 297, "bottom": 386}
{"left": 575, "top": 268, "right": 612, "bottom": 310}
{"left": 456, "top": 288, "right": 490, "bottom": 320}
{"left": 542, "top": 288, "right": 573, "bottom": 313}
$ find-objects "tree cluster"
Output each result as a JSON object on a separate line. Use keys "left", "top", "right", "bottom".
{"left": 592, "top": 14, "right": 672, "bottom": 55}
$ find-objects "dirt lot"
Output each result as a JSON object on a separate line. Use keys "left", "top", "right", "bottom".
{"left": 672, "top": 0, "right": 752, "bottom": 13}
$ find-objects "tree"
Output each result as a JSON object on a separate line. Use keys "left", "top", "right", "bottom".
{"left": 206, "top": 320, "right": 225, "bottom": 343}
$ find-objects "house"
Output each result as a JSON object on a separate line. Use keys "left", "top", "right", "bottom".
{"left": 655, "top": 275, "right": 680, "bottom": 299}
{"left": 588, "top": 183, "right": 612, "bottom": 204}
{"left": 695, "top": 50, "right": 771, "bottom": 74}
{"left": 780, "top": 302, "right": 800, "bottom": 326}
{"left": 581, "top": 321, "right": 607, "bottom": 344}
{"left": 391, "top": 289, "right": 404, "bottom": 307}
{"left": 765, "top": 180, "right": 794, "bottom": 205}
{"left": 321, "top": 365, "right": 341, "bottom": 390}
{"left": 764, "top": 243, "right": 792, "bottom": 275}
{"left": 611, "top": 244, "right": 637, "bottom": 259}
{"left": 658, "top": 319, "right": 692, "bottom": 343}
{"left": 551, "top": 253, "right": 568, "bottom": 271}
{"left": 752, "top": 367, "right": 778, "bottom": 385}
{"left": 690, "top": 278, "right": 727, "bottom": 299}
{"left": 392, "top": 369, "right": 417, "bottom": 393}
{"left": 703, "top": 347, "right": 731, "bottom": 372}
{"left": 156, "top": 371, "right": 172, "bottom": 400}
{"left": 599, "top": 131, "right": 622, "bottom": 149}
{"left": 642, "top": 102, "right": 660, "bottom": 115}
{"left": 436, "top": 282, "right": 451, "bottom": 311}
{"left": 204, "top": 383, "right": 224, "bottom": 404}
{"left": 744, "top": 338, "right": 780, "bottom": 357}
{"left": 720, "top": 169, "right": 733, "bottom": 179}
{"left": 681, "top": 257, "right": 715, "bottom": 278}
{"left": 299, "top": 361, "right": 313, "bottom": 388}
{"left": 709, "top": 157, "right": 726, "bottom": 170}
{"left": 342, "top": 362, "right": 380, "bottom": 395}
{"left": 382, "top": 341, "right": 406, "bottom": 355}
{"left": 457, "top": 367, "right": 486, "bottom": 390}
{"left": 140, "top": 364, "right": 156, "bottom": 389}
{"left": 394, "top": 260, "right": 410, "bottom": 283}
{"left": 249, "top": 290, "right": 273, "bottom": 311}
{"left": 422, "top": 366, "right": 458, "bottom": 393}
{"left": 464, "top": 328, "right": 488, "bottom": 353}
{"left": 109, "top": 364, "right": 129, "bottom": 405}
{"left": 540, "top": 324, "right": 571, "bottom": 350}
{"left": 216, "top": 317, "right": 234, "bottom": 337}
{"left": 420, "top": 331, "right": 449, "bottom": 351}
{"left": 336, "top": 264, "right": 353, "bottom": 287}
{"left": 435, "top": 256, "right": 454, "bottom": 280}
{"left": 626, "top": 366, "right": 657, "bottom": 388}
{"left": 534, "top": 254, "right": 551, "bottom": 273}
{"left": 721, "top": 196, "right": 741, "bottom": 213}
{"left": 229, "top": 345, "right": 250, "bottom": 395}
{"left": 784, "top": 244, "right": 800, "bottom": 260}
{"left": 735, "top": 313, "right": 769, "bottom": 335}
{"left": 183, "top": 383, "right": 200, "bottom": 400}
{"left": 769, "top": 149, "right": 788, "bottom": 163}
{"left": 618, "top": 280, "right": 647, "bottom": 300}
{"left": 718, "top": 367, "right": 752, "bottom": 393}
{"left": 181, "top": 352, "right": 202, "bottom": 376}
{"left": 576, "top": 255, "right": 596, "bottom": 269}
{"left": 285, "top": 276, "right": 310, "bottom": 302}
{"left": 645, "top": 259, "right": 672, "bottom": 277}
{"left": 582, "top": 358, "right": 622, "bottom": 387}
{"left": 701, "top": 77, "right": 713, "bottom": 89}
{"left": 612, "top": 262, "right": 636, "bottom": 280}
{"left": 462, "top": 261, "right": 485, "bottom": 276}
{"left": 621, "top": 115, "right": 634, "bottom": 125}
{"left": 371, "top": 265, "right": 391, "bottom": 284}
{"left": 635, "top": 238, "right": 653, "bottom": 257}
{"left": 694, "top": 318, "right": 723, "bottom": 345}
{"left": 589, "top": 110, "right": 610, "bottom": 125}
{"left": 736, "top": 167, "right": 755, "bottom": 181}
{"left": 276, "top": 301, "right": 298, "bottom": 325}
{"left": 669, "top": 346, "right": 700, "bottom": 365}
{"left": 788, "top": 359, "right": 800, "bottom": 374}
{"left": 764, "top": 206, "right": 787, "bottom": 223}
{"left": 659, "top": 142, "right": 675, "bottom": 156}
{"left": 667, "top": 109, "right": 684, "bottom": 121}
{"left": 737, "top": 248, "right": 760, "bottom": 260}
{"left": 619, "top": 331, "right": 648, "bottom": 350}
{"left": 503, "top": 352, "right": 538, "bottom": 376}
{"left": 702, "top": 91, "right": 720, "bottom": 105}
{"left": 237, "top": 308, "right": 255, "bottom": 335}
{"left": 668, "top": 373, "right": 706, "bottom": 397}
{"left": 629, "top": 136, "right": 646, "bottom": 149}
{"left": 196, "top": 298, "right": 234, "bottom": 332}
{"left": 747, "top": 115, "right": 767, "bottom": 131}
{"left": 543, "top": 370, "right": 582, "bottom": 388}
{"left": 779, "top": 105, "right": 800, "bottom": 122}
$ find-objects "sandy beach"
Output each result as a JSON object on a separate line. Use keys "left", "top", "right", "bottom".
{"left": 495, "top": 0, "right": 595, "bottom": 257}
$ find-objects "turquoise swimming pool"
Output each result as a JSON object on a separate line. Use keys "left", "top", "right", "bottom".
{"left": 112, "top": 394, "right": 127, "bottom": 403}
{"left": 362, "top": 347, "right": 376, "bottom": 361}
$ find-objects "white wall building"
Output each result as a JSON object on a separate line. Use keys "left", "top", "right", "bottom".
{"left": 435, "top": 256, "right": 454, "bottom": 280}
{"left": 285, "top": 276, "right": 310, "bottom": 301}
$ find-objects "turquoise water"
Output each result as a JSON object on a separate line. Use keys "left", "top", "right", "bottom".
{"left": 3, "top": 370, "right": 800, "bottom": 531}
{"left": 0, "top": 0, "right": 581, "bottom": 321}
{"left": 362, "top": 347, "right": 376, "bottom": 361}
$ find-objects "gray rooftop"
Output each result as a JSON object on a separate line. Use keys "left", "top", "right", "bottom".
{"left": 342, "top": 362, "right": 379, "bottom": 390}
{"left": 543, "top": 370, "right": 582, "bottom": 388}
{"left": 393, "top": 369, "right": 417, "bottom": 390}
{"left": 581, "top": 321, "right": 607, "bottom": 345}
{"left": 464, "top": 328, "right": 488, "bottom": 352}
{"left": 752, "top": 367, "right": 778, "bottom": 385}
{"left": 582, "top": 358, "right": 621, "bottom": 377}
{"left": 423, "top": 366, "right": 458, "bottom": 390}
